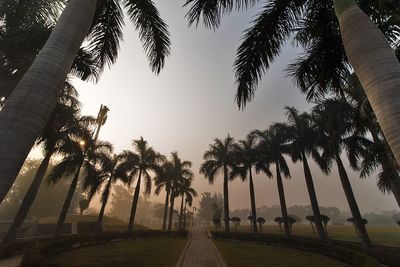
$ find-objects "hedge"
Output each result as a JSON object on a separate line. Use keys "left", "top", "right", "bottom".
{"left": 210, "top": 231, "right": 385, "bottom": 267}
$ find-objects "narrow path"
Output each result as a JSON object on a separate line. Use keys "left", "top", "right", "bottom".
{"left": 0, "top": 255, "right": 22, "bottom": 267}
{"left": 176, "top": 227, "right": 227, "bottom": 267}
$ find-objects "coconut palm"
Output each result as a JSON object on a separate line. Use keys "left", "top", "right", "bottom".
{"left": 177, "top": 176, "right": 197, "bottom": 231}
{"left": 282, "top": 107, "right": 328, "bottom": 239}
{"left": 184, "top": 0, "right": 400, "bottom": 165}
{"left": 200, "top": 135, "right": 236, "bottom": 232}
{"left": 154, "top": 161, "right": 175, "bottom": 231}
{"left": 83, "top": 152, "right": 129, "bottom": 231}
{"left": 48, "top": 132, "right": 113, "bottom": 237}
{"left": 252, "top": 125, "right": 291, "bottom": 236}
{"left": 167, "top": 152, "right": 193, "bottom": 231}
{"left": 312, "top": 98, "right": 371, "bottom": 248}
{"left": 120, "top": 137, "right": 163, "bottom": 232}
{"left": 231, "top": 134, "right": 259, "bottom": 233}
{"left": 1, "top": 84, "right": 83, "bottom": 244}
{"left": 0, "top": 0, "right": 171, "bottom": 203}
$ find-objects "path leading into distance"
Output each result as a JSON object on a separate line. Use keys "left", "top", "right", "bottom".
{"left": 176, "top": 227, "right": 227, "bottom": 267}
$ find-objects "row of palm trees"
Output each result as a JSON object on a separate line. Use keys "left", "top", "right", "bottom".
{"left": 201, "top": 74, "right": 400, "bottom": 249}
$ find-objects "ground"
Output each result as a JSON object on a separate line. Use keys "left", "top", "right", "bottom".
{"left": 49, "top": 238, "right": 187, "bottom": 267}
{"left": 215, "top": 240, "right": 352, "bottom": 267}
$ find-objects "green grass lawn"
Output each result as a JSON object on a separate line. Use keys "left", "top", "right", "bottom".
{"left": 215, "top": 240, "right": 351, "bottom": 267}
{"left": 49, "top": 238, "right": 187, "bottom": 267}
{"left": 226, "top": 224, "right": 400, "bottom": 247}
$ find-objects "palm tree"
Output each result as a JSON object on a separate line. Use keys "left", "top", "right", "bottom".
{"left": 83, "top": 152, "right": 129, "bottom": 231}
{"left": 154, "top": 161, "right": 174, "bottom": 231}
{"left": 312, "top": 98, "right": 372, "bottom": 248}
{"left": 200, "top": 135, "right": 236, "bottom": 232}
{"left": 184, "top": 0, "right": 400, "bottom": 165}
{"left": 177, "top": 176, "right": 197, "bottom": 231}
{"left": 282, "top": 107, "right": 328, "bottom": 239}
{"left": 167, "top": 152, "right": 193, "bottom": 231}
{"left": 252, "top": 125, "right": 291, "bottom": 236}
{"left": 1, "top": 84, "right": 83, "bottom": 244}
{"left": 231, "top": 134, "right": 259, "bottom": 233}
{"left": 0, "top": 0, "right": 171, "bottom": 203}
{"left": 48, "top": 132, "right": 113, "bottom": 237}
{"left": 120, "top": 137, "right": 162, "bottom": 232}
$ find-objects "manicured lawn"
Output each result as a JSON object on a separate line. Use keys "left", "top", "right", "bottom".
{"left": 226, "top": 224, "right": 400, "bottom": 247}
{"left": 49, "top": 238, "right": 187, "bottom": 267}
{"left": 215, "top": 240, "right": 351, "bottom": 267}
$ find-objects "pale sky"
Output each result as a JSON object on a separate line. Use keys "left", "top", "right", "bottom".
{"left": 32, "top": 1, "right": 398, "bottom": 213}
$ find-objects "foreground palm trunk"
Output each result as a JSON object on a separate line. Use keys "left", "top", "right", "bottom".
{"left": 97, "top": 177, "right": 113, "bottom": 232}
{"left": 248, "top": 168, "right": 258, "bottom": 233}
{"left": 335, "top": 153, "right": 372, "bottom": 248}
{"left": 2, "top": 152, "right": 52, "bottom": 244}
{"left": 0, "top": 0, "right": 97, "bottom": 203}
{"left": 302, "top": 153, "right": 327, "bottom": 239}
{"left": 128, "top": 171, "right": 142, "bottom": 232}
{"left": 54, "top": 163, "right": 82, "bottom": 237}
{"left": 167, "top": 191, "right": 175, "bottom": 231}
{"left": 275, "top": 163, "right": 290, "bottom": 236}
{"left": 162, "top": 188, "right": 170, "bottom": 231}
{"left": 178, "top": 196, "right": 184, "bottom": 231}
{"left": 223, "top": 165, "right": 230, "bottom": 232}
{"left": 334, "top": 0, "right": 400, "bottom": 165}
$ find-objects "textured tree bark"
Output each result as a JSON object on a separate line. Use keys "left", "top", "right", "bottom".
{"left": 0, "top": 0, "right": 97, "bottom": 204}
{"left": 223, "top": 165, "right": 230, "bottom": 232}
{"left": 335, "top": 0, "right": 400, "bottom": 166}
{"left": 302, "top": 153, "right": 327, "bottom": 239}
{"left": 97, "top": 177, "right": 113, "bottom": 232}
{"left": 128, "top": 170, "right": 142, "bottom": 232}
{"left": 275, "top": 163, "right": 290, "bottom": 237}
{"left": 2, "top": 151, "right": 52, "bottom": 244}
{"left": 335, "top": 153, "right": 372, "bottom": 248}
{"left": 162, "top": 188, "right": 170, "bottom": 231}
{"left": 54, "top": 162, "right": 82, "bottom": 237}
{"left": 248, "top": 168, "right": 258, "bottom": 233}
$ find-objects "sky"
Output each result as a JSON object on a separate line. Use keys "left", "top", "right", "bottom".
{"left": 31, "top": 1, "right": 398, "bottom": 213}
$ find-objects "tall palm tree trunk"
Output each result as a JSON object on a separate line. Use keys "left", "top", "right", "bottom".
{"left": 178, "top": 196, "right": 184, "bottom": 231}
{"left": 183, "top": 201, "right": 187, "bottom": 231}
{"left": 0, "top": 0, "right": 97, "bottom": 204}
{"left": 248, "top": 168, "right": 258, "bottom": 234}
{"left": 54, "top": 162, "right": 82, "bottom": 237}
{"left": 97, "top": 177, "right": 112, "bottom": 232}
{"left": 223, "top": 165, "right": 230, "bottom": 232}
{"left": 162, "top": 188, "right": 170, "bottom": 231}
{"left": 334, "top": 0, "right": 400, "bottom": 166}
{"left": 301, "top": 153, "right": 327, "bottom": 239}
{"left": 167, "top": 190, "right": 175, "bottom": 231}
{"left": 128, "top": 170, "right": 142, "bottom": 232}
{"left": 335, "top": 153, "right": 372, "bottom": 248}
{"left": 2, "top": 151, "right": 52, "bottom": 244}
{"left": 275, "top": 163, "right": 290, "bottom": 237}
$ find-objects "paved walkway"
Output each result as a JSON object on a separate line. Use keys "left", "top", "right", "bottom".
{"left": 176, "top": 228, "right": 227, "bottom": 267}
{"left": 0, "top": 255, "right": 22, "bottom": 267}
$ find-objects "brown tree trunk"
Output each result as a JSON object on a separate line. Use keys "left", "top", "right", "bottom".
{"left": 162, "top": 188, "right": 170, "bottom": 231}
{"left": 128, "top": 170, "right": 142, "bottom": 232}
{"left": 302, "top": 153, "right": 327, "bottom": 239}
{"left": 2, "top": 151, "right": 52, "bottom": 244}
{"left": 178, "top": 195, "right": 184, "bottom": 231}
{"left": 97, "top": 177, "right": 112, "bottom": 232}
{"left": 248, "top": 168, "right": 258, "bottom": 233}
{"left": 0, "top": 0, "right": 97, "bottom": 204}
{"left": 54, "top": 162, "right": 82, "bottom": 237}
{"left": 223, "top": 165, "right": 230, "bottom": 232}
{"left": 335, "top": 152, "right": 372, "bottom": 248}
{"left": 168, "top": 190, "right": 175, "bottom": 231}
{"left": 275, "top": 163, "right": 290, "bottom": 237}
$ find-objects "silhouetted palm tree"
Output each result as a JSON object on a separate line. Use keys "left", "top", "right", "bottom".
{"left": 120, "top": 137, "right": 163, "bottom": 232}
{"left": 184, "top": 0, "right": 400, "bottom": 166}
{"left": 154, "top": 161, "right": 174, "bottom": 231}
{"left": 177, "top": 176, "right": 197, "bottom": 231}
{"left": 83, "top": 152, "right": 129, "bottom": 231}
{"left": 231, "top": 134, "right": 259, "bottom": 233}
{"left": 252, "top": 125, "right": 291, "bottom": 236}
{"left": 282, "top": 106, "right": 328, "bottom": 239}
{"left": 0, "top": 0, "right": 171, "bottom": 203}
{"left": 200, "top": 135, "right": 236, "bottom": 232}
{"left": 48, "top": 133, "right": 112, "bottom": 237}
{"left": 1, "top": 84, "right": 83, "bottom": 244}
{"left": 312, "top": 98, "right": 371, "bottom": 248}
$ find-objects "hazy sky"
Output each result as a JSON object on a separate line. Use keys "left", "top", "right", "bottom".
{"left": 33, "top": 1, "right": 398, "bottom": 213}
